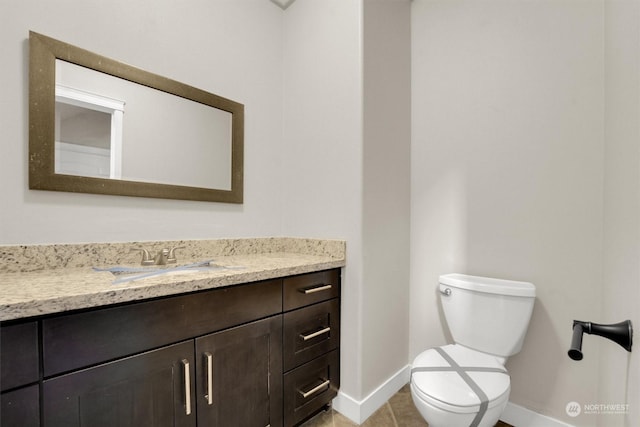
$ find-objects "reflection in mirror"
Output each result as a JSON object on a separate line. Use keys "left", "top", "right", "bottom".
{"left": 55, "top": 83, "right": 124, "bottom": 179}
{"left": 56, "top": 104, "right": 113, "bottom": 179}
{"left": 29, "top": 31, "right": 244, "bottom": 203}
{"left": 55, "top": 60, "right": 232, "bottom": 189}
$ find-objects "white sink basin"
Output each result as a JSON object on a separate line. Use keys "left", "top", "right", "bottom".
{"left": 94, "top": 260, "right": 234, "bottom": 284}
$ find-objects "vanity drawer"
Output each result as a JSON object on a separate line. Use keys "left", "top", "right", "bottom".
{"left": 284, "top": 349, "right": 339, "bottom": 427}
{"left": 43, "top": 279, "right": 282, "bottom": 376}
{"left": 284, "top": 269, "right": 340, "bottom": 311}
{"left": 283, "top": 299, "right": 339, "bottom": 371}
{"left": 1, "top": 321, "right": 39, "bottom": 391}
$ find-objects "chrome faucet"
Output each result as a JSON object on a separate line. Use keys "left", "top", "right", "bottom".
{"left": 166, "top": 246, "right": 185, "bottom": 264}
{"left": 130, "top": 248, "right": 154, "bottom": 266}
{"left": 131, "top": 246, "right": 185, "bottom": 266}
{"left": 154, "top": 248, "right": 170, "bottom": 265}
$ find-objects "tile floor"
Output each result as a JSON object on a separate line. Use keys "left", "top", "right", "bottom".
{"left": 299, "top": 385, "right": 513, "bottom": 427}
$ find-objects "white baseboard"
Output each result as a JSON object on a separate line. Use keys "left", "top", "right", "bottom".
{"left": 502, "top": 402, "right": 575, "bottom": 427}
{"left": 332, "top": 365, "right": 573, "bottom": 427}
{"left": 332, "top": 364, "right": 411, "bottom": 424}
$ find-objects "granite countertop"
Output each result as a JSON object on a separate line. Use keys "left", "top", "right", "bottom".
{"left": 0, "top": 237, "right": 346, "bottom": 322}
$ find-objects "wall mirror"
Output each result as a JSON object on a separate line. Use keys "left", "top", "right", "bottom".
{"left": 29, "top": 31, "right": 244, "bottom": 203}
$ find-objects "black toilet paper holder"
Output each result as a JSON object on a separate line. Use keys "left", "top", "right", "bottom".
{"left": 568, "top": 320, "right": 633, "bottom": 361}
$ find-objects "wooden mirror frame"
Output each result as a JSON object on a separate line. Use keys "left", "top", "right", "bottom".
{"left": 29, "top": 31, "right": 244, "bottom": 203}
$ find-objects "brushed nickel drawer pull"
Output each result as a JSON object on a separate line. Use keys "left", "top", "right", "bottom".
{"left": 302, "top": 284, "right": 332, "bottom": 294}
{"left": 204, "top": 352, "right": 213, "bottom": 405}
{"left": 300, "top": 327, "right": 331, "bottom": 341}
{"left": 182, "top": 359, "right": 192, "bottom": 415}
{"left": 299, "top": 379, "right": 330, "bottom": 399}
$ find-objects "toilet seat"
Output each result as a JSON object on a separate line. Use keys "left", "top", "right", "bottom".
{"left": 411, "top": 344, "right": 510, "bottom": 414}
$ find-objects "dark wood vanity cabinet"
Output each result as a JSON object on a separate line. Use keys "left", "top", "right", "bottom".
{"left": 283, "top": 269, "right": 341, "bottom": 426}
{"left": 43, "top": 317, "right": 282, "bottom": 427}
{"left": 0, "top": 268, "right": 340, "bottom": 427}
{"left": 194, "top": 316, "right": 282, "bottom": 427}
{"left": 1, "top": 321, "right": 40, "bottom": 427}
{"left": 43, "top": 340, "right": 196, "bottom": 427}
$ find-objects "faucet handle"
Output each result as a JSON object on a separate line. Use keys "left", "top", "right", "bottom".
{"left": 167, "top": 246, "right": 185, "bottom": 264}
{"left": 130, "top": 248, "right": 154, "bottom": 266}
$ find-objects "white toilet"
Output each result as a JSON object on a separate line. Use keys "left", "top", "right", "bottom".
{"left": 410, "top": 274, "right": 536, "bottom": 427}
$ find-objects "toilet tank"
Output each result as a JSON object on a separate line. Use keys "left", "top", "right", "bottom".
{"left": 439, "top": 274, "right": 536, "bottom": 358}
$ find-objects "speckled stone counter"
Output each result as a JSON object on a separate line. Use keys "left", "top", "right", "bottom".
{"left": 0, "top": 237, "right": 345, "bottom": 321}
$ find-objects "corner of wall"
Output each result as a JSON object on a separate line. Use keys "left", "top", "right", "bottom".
{"left": 332, "top": 364, "right": 411, "bottom": 424}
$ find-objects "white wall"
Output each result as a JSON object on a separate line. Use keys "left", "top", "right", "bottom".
{"left": 411, "top": 1, "right": 606, "bottom": 425}
{"left": 281, "top": 0, "right": 365, "bottom": 402}
{"left": 362, "top": 0, "right": 411, "bottom": 397}
{"left": 282, "top": 2, "right": 412, "bottom": 413}
{"left": 0, "top": 0, "right": 284, "bottom": 244}
{"left": 600, "top": 1, "right": 640, "bottom": 426}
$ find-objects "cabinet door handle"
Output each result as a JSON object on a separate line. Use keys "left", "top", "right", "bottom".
{"left": 182, "top": 359, "right": 192, "bottom": 415}
{"left": 204, "top": 351, "right": 213, "bottom": 405}
{"left": 299, "top": 379, "right": 330, "bottom": 399}
{"left": 300, "top": 327, "right": 331, "bottom": 341}
{"left": 301, "top": 284, "right": 332, "bottom": 294}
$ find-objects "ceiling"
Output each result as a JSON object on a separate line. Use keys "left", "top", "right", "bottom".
{"left": 269, "top": 0, "right": 296, "bottom": 10}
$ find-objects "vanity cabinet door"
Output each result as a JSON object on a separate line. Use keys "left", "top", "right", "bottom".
{"left": 1, "top": 321, "right": 39, "bottom": 391}
{"left": 195, "top": 315, "right": 283, "bottom": 427}
{"left": 1, "top": 385, "right": 40, "bottom": 427}
{"left": 43, "top": 341, "right": 196, "bottom": 427}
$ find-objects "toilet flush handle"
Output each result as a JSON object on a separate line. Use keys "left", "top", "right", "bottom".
{"left": 440, "top": 287, "right": 452, "bottom": 296}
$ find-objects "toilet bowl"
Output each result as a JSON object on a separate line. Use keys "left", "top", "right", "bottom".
{"left": 411, "top": 344, "right": 510, "bottom": 427}
{"left": 410, "top": 274, "right": 535, "bottom": 427}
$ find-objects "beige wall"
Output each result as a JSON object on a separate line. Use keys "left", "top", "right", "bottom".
{"left": 281, "top": 0, "right": 365, "bottom": 401}
{"left": 0, "top": 0, "right": 285, "bottom": 244}
{"left": 600, "top": 1, "right": 640, "bottom": 426}
{"left": 282, "top": 0, "right": 412, "bottom": 407}
{"left": 362, "top": 0, "right": 411, "bottom": 397}
{"left": 411, "top": 1, "right": 607, "bottom": 425}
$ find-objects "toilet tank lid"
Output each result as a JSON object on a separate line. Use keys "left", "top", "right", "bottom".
{"left": 439, "top": 274, "right": 535, "bottom": 297}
